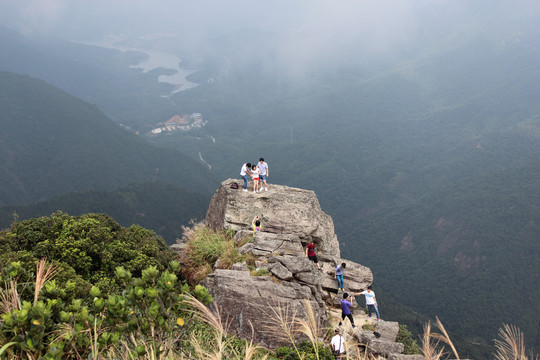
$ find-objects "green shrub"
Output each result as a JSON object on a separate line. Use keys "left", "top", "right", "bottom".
{"left": 181, "top": 225, "right": 241, "bottom": 285}
{"left": 273, "top": 340, "right": 334, "bottom": 359}
{"left": 0, "top": 259, "right": 212, "bottom": 359}
{"left": 0, "top": 212, "right": 176, "bottom": 296}
{"left": 362, "top": 323, "right": 375, "bottom": 331}
{"left": 250, "top": 268, "right": 269, "bottom": 277}
{"left": 396, "top": 324, "right": 420, "bottom": 354}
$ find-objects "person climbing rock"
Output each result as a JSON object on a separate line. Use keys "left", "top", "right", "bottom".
{"left": 252, "top": 215, "right": 261, "bottom": 234}
{"left": 339, "top": 293, "right": 356, "bottom": 329}
{"left": 335, "top": 263, "right": 346, "bottom": 291}
{"left": 305, "top": 241, "right": 321, "bottom": 270}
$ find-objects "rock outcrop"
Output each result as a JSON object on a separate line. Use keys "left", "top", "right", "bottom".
{"left": 176, "top": 179, "right": 420, "bottom": 358}
{"left": 205, "top": 179, "right": 340, "bottom": 256}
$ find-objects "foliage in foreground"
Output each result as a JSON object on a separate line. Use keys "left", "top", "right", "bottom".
{"left": 273, "top": 340, "right": 334, "bottom": 360}
{"left": 420, "top": 317, "right": 538, "bottom": 360}
{"left": 0, "top": 212, "right": 176, "bottom": 297}
{"left": 0, "top": 258, "right": 213, "bottom": 359}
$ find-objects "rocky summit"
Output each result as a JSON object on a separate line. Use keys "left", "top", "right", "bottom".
{"left": 176, "top": 179, "right": 419, "bottom": 358}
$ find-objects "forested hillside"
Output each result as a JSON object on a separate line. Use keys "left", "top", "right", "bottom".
{"left": 0, "top": 182, "right": 209, "bottom": 245}
{"left": 0, "top": 71, "right": 216, "bottom": 207}
{"left": 350, "top": 161, "right": 540, "bottom": 358}
{"left": 0, "top": 26, "right": 179, "bottom": 131}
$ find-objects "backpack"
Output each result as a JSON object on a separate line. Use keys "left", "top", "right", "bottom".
{"left": 230, "top": 182, "right": 239, "bottom": 189}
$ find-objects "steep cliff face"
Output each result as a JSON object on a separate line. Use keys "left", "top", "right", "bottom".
{"left": 179, "top": 179, "right": 415, "bottom": 357}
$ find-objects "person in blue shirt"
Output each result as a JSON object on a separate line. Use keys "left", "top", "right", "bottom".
{"left": 335, "top": 262, "right": 346, "bottom": 291}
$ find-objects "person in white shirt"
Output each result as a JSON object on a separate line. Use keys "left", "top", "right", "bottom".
{"left": 251, "top": 165, "right": 261, "bottom": 193}
{"left": 257, "top": 158, "right": 269, "bottom": 191}
{"left": 240, "top": 163, "right": 252, "bottom": 192}
{"left": 330, "top": 329, "right": 346, "bottom": 359}
{"left": 354, "top": 285, "right": 381, "bottom": 321}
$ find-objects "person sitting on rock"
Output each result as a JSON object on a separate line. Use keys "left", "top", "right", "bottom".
{"left": 339, "top": 293, "right": 356, "bottom": 329}
{"left": 251, "top": 215, "right": 261, "bottom": 235}
{"left": 335, "top": 262, "right": 346, "bottom": 291}
{"left": 305, "top": 241, "right": 321, "bottom": 270}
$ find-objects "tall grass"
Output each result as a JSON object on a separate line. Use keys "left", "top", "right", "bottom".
{"left": 2, "top": 257, "right": 539, "bottom": 359}
{"left": 262, "top": 300, "right": 332, "bottom": 360}
{"left": 420, "top": 317, "right": 459, "bottom": 360}
{"left": 33, "top": 258, "right": 59, "bottom": 305}
{"left": 418, "top": 317, "right": 538, "bottom": 360}
{"left": 180, "top": 225, "right": 242, "bottom": 285}
{"left": 494, "top": 324, "right": 539, "bottom": 360}
{"left": 185, "top": 294, "right": 267, "bottom": 360}
{"left": 0, "top": 280, "right": 20, "bottom": 313}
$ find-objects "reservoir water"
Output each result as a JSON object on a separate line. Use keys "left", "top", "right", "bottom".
{"left": 82, "top": 35, "right": 199, "bottom": 96}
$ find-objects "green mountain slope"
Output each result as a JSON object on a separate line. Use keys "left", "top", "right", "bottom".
{"left": 0, "top": 26, "right": 179, "bottom": 131}
{"left": 348, "top": 161, "right": 540, "bottom": 357}
{"left": 0, "top": 182, "right": 208, "bottom": 245}
{"left": 0, "top": 71, "right": 216, "bottom": 206}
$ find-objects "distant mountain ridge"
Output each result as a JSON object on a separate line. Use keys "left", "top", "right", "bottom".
{"left": 0, "top": 71, "right": 216, "bottom": 206}
{"left": 0, "top": 26, "right": 186, "bottom": 131}
{"left": 0, "top": 182, "right": 209, "bottom": 245}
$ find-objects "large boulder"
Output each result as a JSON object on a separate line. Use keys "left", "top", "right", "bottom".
{"left": 319, "top": 254, "right": 373, "bottom": 293}
{"left": 203, "top": 269, "right": 322, "bottom": 348}
{"left": 388, "top": 355, "right": 425, "bottom": 360}
{"left": 357, "top": 330, "right": 405, "bottom": 357}
{"left": 206, "top": 179, "right": 340, "bottom": 256}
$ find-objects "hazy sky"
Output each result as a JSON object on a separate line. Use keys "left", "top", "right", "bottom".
{"left": 1, "top": 0, "right": 539, "bottom": 76}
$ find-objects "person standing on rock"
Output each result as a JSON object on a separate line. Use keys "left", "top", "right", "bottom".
{"left": 240, "top": 162, "right": 252, "bottom": 192}
{"left": 251, "top": 164, "right": 261, "bottom": 193}
{"left": 355, "top": 286, "right": 381, "bottom": 322}
{"left": 330, "top": 328, "right": 346, "bottom": 359}
{"left": 335, "top": 263, "right": 346, "bottom": 291}
{"left": 339, "top": 293, "right": 356, "bottom": 329}
{"left": 305, "top": 241, "right": 321, "bottom": 270}
{"left": 257, "top": 158, "right": 269, "bottom": 191}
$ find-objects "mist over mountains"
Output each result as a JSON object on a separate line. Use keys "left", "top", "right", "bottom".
{"left": 1, "top": 1, "right": 539, "bottom": 358}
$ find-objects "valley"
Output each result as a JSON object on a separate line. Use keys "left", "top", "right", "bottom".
{"left": 0, "top": 2, "right": 539, "bottom": 357}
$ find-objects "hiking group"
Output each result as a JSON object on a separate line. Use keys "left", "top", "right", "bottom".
{"left": 304, "top": 242, "right": 382, "bottom": 323}
{"left": 238, "top": 162, "right": 381, "bottom": 357}
{"left": 240, "top": 158, "right": 269, "bottom": 193}
{"left": 304, "top": 243, "right": 382, "bottom": 357}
